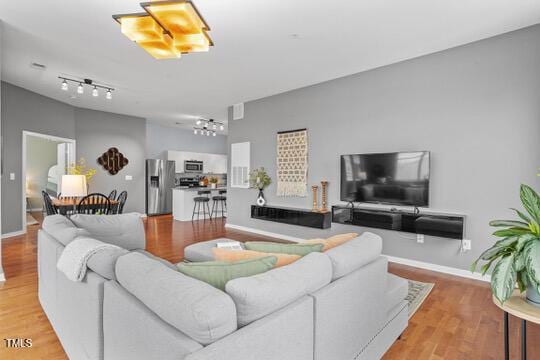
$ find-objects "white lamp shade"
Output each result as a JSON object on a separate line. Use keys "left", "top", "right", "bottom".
{"left": 61, "top": 175, "right": 88, "bottom": 197}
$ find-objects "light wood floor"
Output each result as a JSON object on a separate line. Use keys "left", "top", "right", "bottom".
{"left": 0, "top": 213, "right": 538, "bottom": 359}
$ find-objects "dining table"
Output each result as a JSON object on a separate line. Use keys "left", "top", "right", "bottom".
{"left": 52, "top": 197, "right": 119, "bottom": 215}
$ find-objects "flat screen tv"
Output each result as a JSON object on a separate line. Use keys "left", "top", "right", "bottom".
{"left": 340, "top": 151, "right": 430, "bottom": 206}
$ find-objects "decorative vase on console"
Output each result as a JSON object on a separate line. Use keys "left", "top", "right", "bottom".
{"left": 249, "top": 167, "right": 272, "bottom": 207}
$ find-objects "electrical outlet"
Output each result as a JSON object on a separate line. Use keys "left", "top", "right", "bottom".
{"left": 416, "top": 234, "right": 424, "bottom": 243}
{"left": 125, "top": 175, "right": 133, "bottom": 181}
{"left": 9, "top": 173, "right": 15, "bottom": 180}
{"left": 462, "top": 239, "right": 472, "bottom": 251}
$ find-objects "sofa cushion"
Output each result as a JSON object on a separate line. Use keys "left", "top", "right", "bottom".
{"left": 386, "top": 274, "right": 409, "bottom": 313}
{"left": 325, "top": 232, "right": 382, "bottom": 281}
{"left": 225, "top": 252, "right": 332, "bottom": 326}
{"left": 116, "top": 252, "right": 237, "bottom": 345}
{"left": 184, "top": 238, "right": 244, "bottom": 262}
{"left": 244, "top": 242, "right": 324, "bottom": 256}
{"left": 42, "top": 214, "right": 90, "bottom": 246}
{"left": 303, "top": 232, "right": 359, "bottom": 251}
{"left": 134, "top": 249, "right": 177, "bottom": 270}
{"left": 212, "top": 248, "right": 301, "bottom": 268}
{"left": 177, "top": 256, "right": 277, "bottom": 291}
{"left": 87, "top": 247, "right": 130, "bottom": 280}
{"left": 70, "top": 213, "right": 145, "bottom": 250}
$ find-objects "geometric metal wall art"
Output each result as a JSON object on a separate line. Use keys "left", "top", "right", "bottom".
{"left": 97, "top": 147, "right": 129, "bottom": 175}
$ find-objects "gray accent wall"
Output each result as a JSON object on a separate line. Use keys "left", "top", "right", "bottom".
{"left": 146, "top": 122, "right": 227, "bottom": 159}
{"left": 0, "top": 19, "right": 4, "bottom": 278}
{"left": 227, "top": 25, "right": 540, "bottom": 271}
{"left": 1, "top": 82, "right": 75, "bottom": 234}
{"left": 75, "top": 108, "right": 146, "bottom": 214}
{"left": 1, "top": 82, "right": 146, "bottom": 234}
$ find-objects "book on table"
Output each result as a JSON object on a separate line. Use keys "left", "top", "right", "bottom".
{"left": 216, "top": 241, "right": 243, "bottom": 251}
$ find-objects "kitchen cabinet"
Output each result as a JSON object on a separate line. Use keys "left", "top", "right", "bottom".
{"left": 167, "top": 151, "right": 227, "bottom": 174}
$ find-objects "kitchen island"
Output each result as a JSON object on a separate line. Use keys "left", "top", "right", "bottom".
{"left": 172, "top": 187, "right": 227, "bottom": 221}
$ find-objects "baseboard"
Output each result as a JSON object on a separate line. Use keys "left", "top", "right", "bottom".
{"left": 384, "top": 255, "right": 490, "bottom": 282}
{"left": 225, "top": 223, "right": 305, "bottom": 242}
{"left": 2, "top": 229, "right": 27, "bottom": 239}
{"left": 27, "top": 207, "right": 43, "bottom": 212}
{"left": 224, "top": 223, "right": 490, "bottom": 283}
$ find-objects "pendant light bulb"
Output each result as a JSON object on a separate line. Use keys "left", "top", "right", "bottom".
{"left": 77, "top": 83, "right": 84, "bottom": 94}
{"left": 194, "top": 129, "right": 197, "bottom": 135}
{"left": 212, "top": 132, "right": 216, "bottom": 137}
{"left": 106, "top": 89, "right": 112, "bottom": 100}
{"left": 212, "top": 124, "right": 217, "bottom": 130}
{"left": 92, "top": 86, "right": 99, "bottom": 97}
{"left": 206, "top": 131, "right": 210, "bottom": 136}
{"left": 61, "top": 79, "right": 68, "bottom": 91}
{"left": 196, "top": 120, "right": 201, "bottom": 125}
{"left": 219, "top": 125, "right": 224, "bottom": 131}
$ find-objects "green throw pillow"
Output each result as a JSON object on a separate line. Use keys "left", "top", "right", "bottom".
{"left": 176, "top": 256, "right": 277, "bottom": 290}
{"left": 244, "top": 242, "right": 324, "bottom": 256}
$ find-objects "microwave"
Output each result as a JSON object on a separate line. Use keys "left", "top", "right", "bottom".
{"left": 184, "top": 160, "right": 203, "bottom": 173}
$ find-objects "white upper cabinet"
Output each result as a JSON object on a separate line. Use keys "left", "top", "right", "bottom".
{"left": 166, "top": 151, "right": 227, "bottom": 174}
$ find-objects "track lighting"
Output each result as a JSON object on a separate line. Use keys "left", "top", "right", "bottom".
{"left": 58, "top": 77, "right": 114, "bottom": 101}
{"left": 192, "top": 118, "right": 225, "bottom": 137}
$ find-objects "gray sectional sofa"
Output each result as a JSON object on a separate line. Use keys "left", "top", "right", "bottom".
{"left": 38, "top": 214, "right": 408, "bottom": 360}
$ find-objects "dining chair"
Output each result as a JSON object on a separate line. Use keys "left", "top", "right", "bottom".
{"left": 42, "top": 191, "right": 57, "bottom": 216}
{"left": 108, "top": 190, "right": 117, "bottom": 201}
{"left": 116, "top": 191, "right": 128, "bottom": 214}
{"left": 77, "top": 193, "right": 111, "bottom": 215}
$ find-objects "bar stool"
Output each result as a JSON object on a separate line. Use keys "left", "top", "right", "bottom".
{"left": 211, "top": 190, "right": 227, "bottom": 219}
{"left": 192, "top": 190, "right": 212, "bottom": 221}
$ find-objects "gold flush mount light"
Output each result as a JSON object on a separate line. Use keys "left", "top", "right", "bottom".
{"left": 113, "top": 0, "right": 212, "bottom": 60}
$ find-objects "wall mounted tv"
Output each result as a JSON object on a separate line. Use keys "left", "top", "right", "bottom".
{"left": 340, "top": 151, "right": 430, "bottom": 207}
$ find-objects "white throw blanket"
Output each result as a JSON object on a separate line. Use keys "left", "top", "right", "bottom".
{"left": 57, "top": 237, "right": 120, "bottom": 282}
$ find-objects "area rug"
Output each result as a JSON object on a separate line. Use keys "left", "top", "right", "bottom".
{"left": 406, "top": 280, "right": 434, "bottom": 318}
{"left": 276, "top": 128, "right": 308, "bottom": 197}
{"left": 26, "top": 213, "right": 39, "bottom": 226}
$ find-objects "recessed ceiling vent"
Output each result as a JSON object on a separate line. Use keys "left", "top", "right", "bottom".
{"left": 30, "top": 62, "right": 46, "bottom": 70}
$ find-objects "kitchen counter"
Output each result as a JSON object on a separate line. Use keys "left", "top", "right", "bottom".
{"left": 172, "top": 187, "right": 227, "bottom": 221}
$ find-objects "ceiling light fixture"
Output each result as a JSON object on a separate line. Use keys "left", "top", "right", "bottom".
{"left": 192, "top": 118, "right": 224, "bottom": 138}
{"left": 58, "top": 77, "right": 114, "bottom": 101}
{"left": 112, "top": 0, "right": 213, "bottom": 60}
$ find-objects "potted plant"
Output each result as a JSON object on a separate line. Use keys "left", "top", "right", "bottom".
{"left": 249, "top": 167, "right": 271, "bottom": 206}
{"left": 68, "top": 158, "right": 96, "bottom": 193}
{"left": 471, "top": 184, "right": 540, "bottom": 305}
{"left": 209, "top": 176, "right": 219, "bottom": 189}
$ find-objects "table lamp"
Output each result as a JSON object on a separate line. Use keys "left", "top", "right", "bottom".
{"left": 61, "top": 174, "right": 87, "bottom": 200}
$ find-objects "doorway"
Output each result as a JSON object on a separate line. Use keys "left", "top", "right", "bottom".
{"left": 22, "top": 131, "right": 76, "bottom": 229}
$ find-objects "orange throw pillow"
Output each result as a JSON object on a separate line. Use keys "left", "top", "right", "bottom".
{"left": 212, "top": 248, "right": 301, "bottom": 268}
{"left": 304, "top": 232, "right": 359, "bottom": 251}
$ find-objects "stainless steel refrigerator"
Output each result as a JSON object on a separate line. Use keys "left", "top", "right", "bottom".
{"left": 146, "top": 159, "right": 175, "bottom": 216}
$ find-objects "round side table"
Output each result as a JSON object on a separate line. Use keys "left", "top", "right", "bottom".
{"left": 493, "top": 290, "right": 540, "bottom": 360}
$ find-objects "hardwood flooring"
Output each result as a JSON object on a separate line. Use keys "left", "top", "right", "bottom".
{"left": 0, "top": 213, "right": 538, "bottom": 359}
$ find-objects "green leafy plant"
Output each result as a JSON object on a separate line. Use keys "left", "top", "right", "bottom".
{"left": 68, "top": 158, "right": 97, "bottom": 184}
{"left": 208, "top": 176, "right": 219, "bottom": 184}
{"left": 471, "top": 184, "right": 540, "bottom": 304}
{"left": 249, "top": 167, "right": 271, "bottom": 190}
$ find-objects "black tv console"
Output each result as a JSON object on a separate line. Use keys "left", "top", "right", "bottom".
{"left": 332, "top": 205, "right": 464, "bottom": 239}
{"left": 251, "top": 205, "right": 331, "bottom": 229}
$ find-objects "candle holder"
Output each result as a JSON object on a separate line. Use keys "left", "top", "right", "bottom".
{"left": 312, "top": 185, "right": 319, "bottom": 212}
{"left": 320, "top": 181, "right": 329, "bottom": 213}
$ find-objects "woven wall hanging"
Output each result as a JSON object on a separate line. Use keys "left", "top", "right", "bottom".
{"left": 276, "top": 128, "right": 308, "bottom": 197}
{"left": 97, "top": 147, "right": 128, "bottom": 175}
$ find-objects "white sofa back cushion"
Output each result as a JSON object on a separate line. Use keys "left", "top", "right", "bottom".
{"left": 42, "top": 214, "right": 90, "bottom": 246}
{"left": 115, "top": 252, "right": 238, "bottom": 345}
{"left": 70, "top": 213, "right": 145, "bottom": 250}
{"left": 225, "top": 252, "right": 332, "bottom": 326}
{"left": 325, "top": 232, "right": 382, "bottom": 281}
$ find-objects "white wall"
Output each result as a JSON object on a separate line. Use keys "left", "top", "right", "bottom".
{"left": 227, "top": 24, "right": 540, "bottom": 272}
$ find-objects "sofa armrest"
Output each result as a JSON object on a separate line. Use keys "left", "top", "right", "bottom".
{"left": 185, "top": 296, "right": 314, "bottom": 360}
